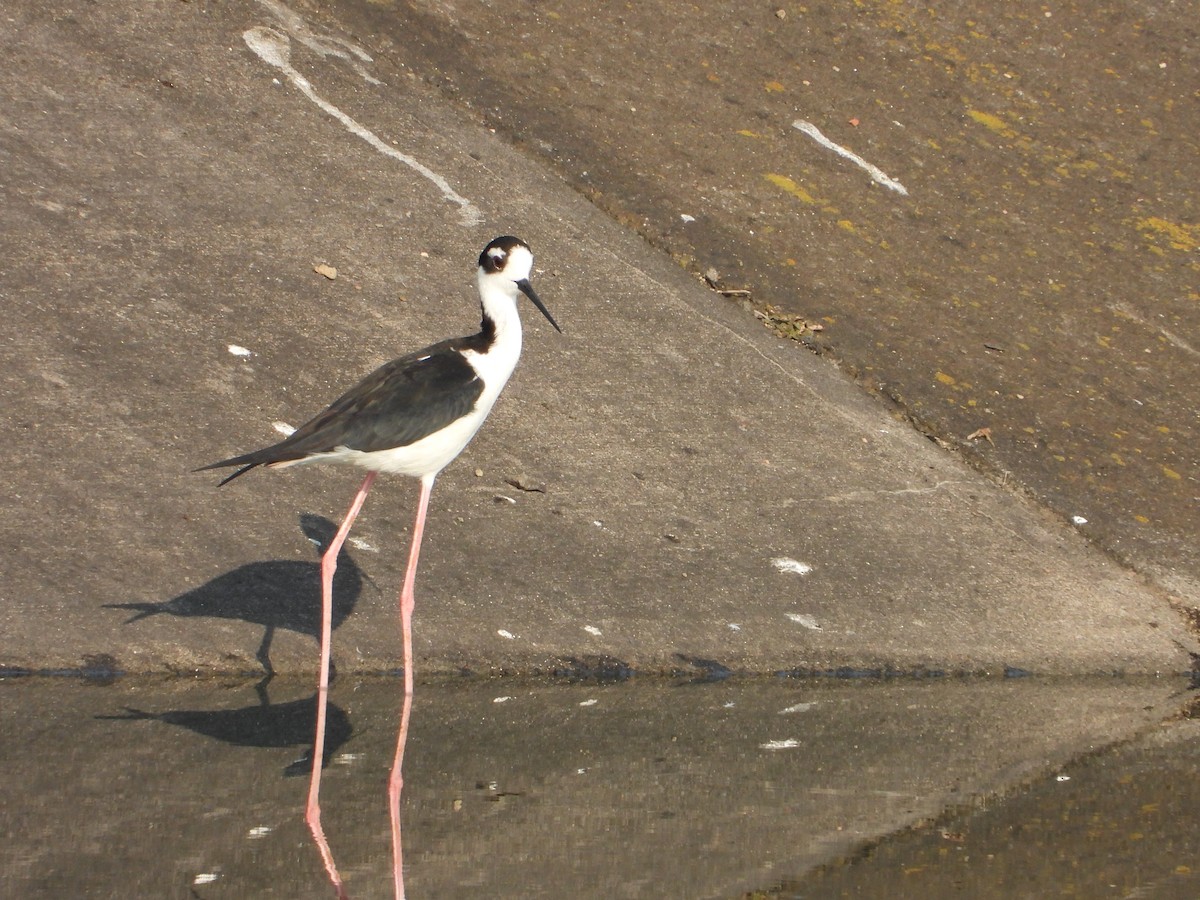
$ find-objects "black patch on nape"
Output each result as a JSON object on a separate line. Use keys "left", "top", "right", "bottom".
{"left": 478, "top": 235, "right": 529, "bottom": 274}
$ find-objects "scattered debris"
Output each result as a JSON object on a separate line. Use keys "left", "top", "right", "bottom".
{"left": 504, "top": 475, "right": 546, "bottom": 493}
{"left": 966, "top": 426, "right": 994, "bottom": 445}
{"left": 313, "top": 263, "right": 338, "bottom": 280}
{"left": 773, "top": 557, "right": 813, "bottom": 575}
{"left": 780, "top": 701, "right": 816, "bottom": 714}
{"left": 786, "top": 612, "right": 823, "bottom": 630}
{"left": 761, "top": 738, "right": 799, "bottom": 750}
{"left": 703, "top": 268, "right": 752, "bottom": 297}
{"left": 754, "top": 304, "right": 825, "bottom": 340}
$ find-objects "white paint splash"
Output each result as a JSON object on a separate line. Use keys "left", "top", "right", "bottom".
{"left": 773, "top": 557, "right": 813, "bottom": 575}
{"left": 193, "top": 873, "right": 220, "bottom": 886}
{"left": 493, "top": 696, "right": 513, "bottom": 703}
{"left": 786, "top": 612, "right": 823, "bottom": 631}
{"left": 583, "top": 625, "right": 603, "bottom": 637}
{"left": 579, "top": 698, "right": 598, "bottom": 707}
{"left": 247, "top": 826, "right": 272, "bottom": 839}
{"left": 242, "top": 26, "right": 482, "bottom": 226}
{"left": 497, "top": 629, "right": 515, "bottom": 640}
{"left": 347, "top": 537, "right": 377, "bottom": 552}
{"left": 761, "top": 739, "right": 799, "bottom": 750}
{"left": 1072, "top": 515, "right": 1088, "bottom": 525}
{"left": 227, "top": 344, "right": 253, "bottom": 357}
{"left": 727, "top": 623, "right": 741, "bottom": 631}
{"left": 792, "top": 119, "right": 909, "bottom": 196}
{"left": 272, "top": 421, "right": 296, "bottom": 437}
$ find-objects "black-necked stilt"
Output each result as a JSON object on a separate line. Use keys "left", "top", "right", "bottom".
{"left": 200, "top": 233, "right": 558, "bottom": 686}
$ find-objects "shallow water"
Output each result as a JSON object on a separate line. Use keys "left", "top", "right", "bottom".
{"left": 1, "top": 675, "right": 1194, "bottom": 898}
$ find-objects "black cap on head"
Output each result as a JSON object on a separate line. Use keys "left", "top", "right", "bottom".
{"left": 478, "top": 235, "right": 529, "bottom": 274}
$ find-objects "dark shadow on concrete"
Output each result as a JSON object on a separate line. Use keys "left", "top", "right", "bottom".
{"left": 98, "top": 682, "right": 352, "bottom": 776}
{"left": 552, "top": 655, "right": 635, "bottom": 682}
{"left": 105, "top": 514, "right": 367, "bottom": 676}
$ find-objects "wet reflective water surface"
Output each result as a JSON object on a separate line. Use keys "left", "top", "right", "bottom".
{"left": 1, "top": 676, "right": 1195, "bottom": 899}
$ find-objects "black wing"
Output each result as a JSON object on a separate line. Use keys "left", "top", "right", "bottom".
{"left": 199, "top": 337, "right": 485, "bottom": 484}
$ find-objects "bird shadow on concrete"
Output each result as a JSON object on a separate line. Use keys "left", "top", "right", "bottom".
{"left": 98, "top": 681, "right": 353, "bottom": 776}
{"left": 105, "top": 513, "right": 373, "bottom": 678}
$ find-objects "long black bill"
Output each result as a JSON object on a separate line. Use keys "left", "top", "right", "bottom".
{"left": 517, "top": 279, "right": 563, "bottom": 333}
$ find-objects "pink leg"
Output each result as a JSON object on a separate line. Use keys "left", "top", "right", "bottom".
{"left": 389, "top": 474, "right": 434, "bottom": 899}
{"left": 306, "top": 471, "right": 377, "bottom": 899}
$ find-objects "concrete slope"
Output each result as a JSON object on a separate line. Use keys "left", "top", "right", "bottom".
{"left": 0, "top": 0, "right": 1192, "bottom": 675}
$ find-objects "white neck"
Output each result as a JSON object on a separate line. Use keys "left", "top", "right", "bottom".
{"left": 468, "top": 270, "right": 524, "bottom": 407}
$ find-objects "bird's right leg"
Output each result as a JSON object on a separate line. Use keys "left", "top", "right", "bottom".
{"left": 306, "top": 471, "right": 376, "bottom": 899}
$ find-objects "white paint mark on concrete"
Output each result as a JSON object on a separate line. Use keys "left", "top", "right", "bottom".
{"left": 579, "top": 698, "right": 598, "bottom": 707}
{"left": 347, "top": 537, "right": 377, "bottom": 552}
{"left": 727, "top": 623, "right": 741, "bottom": 631}
{"left": 242, "top": 26, "right": 482, "bottom": 226}
{"left": 786, "top": 612, "right": 823, "bottom": 630}
{"left": 780, "top": 701, "right": 816, "bottom": 714}
{"left": 258, "top": 0, "right": 382, "bottom": 85}
{"left": 680, "top": 213, "right": 695, "bottom": 223}
{"left": 497, "top": 629, "right": 515, "bottom": 640}
{"left": 773, "top": 557, "right": 813, "bottom": 575}
{"left": 792, "top": 479, "right": 967, "bottom": 505}
{"left": 583, "top": 625, "right": 603, "bottom": 637}
{"left": 335, "top": 753, "right": 363, "bottom": 764}
{"left": 1072, "top": 515, "right": 1088, "bottom": 525}
{"left": 761, "top": 739, "right": 799, "bottom": 750}
{"left": 1110, "top": 300, "right": 1200, "bottom": 358}
{"left": 247, "top": 826, "right": 272, "bottom": 839}
{"left": 193, "top": 873, "right": 220, "bottom": 885}
{"left": 792, "top": 119, "right": 909, "bottom": 196}
{"left": 228, "top": 344, "right": 253, "bottom": 357}
{"left": 493, "top": 696, "right": 513, "bottom": 703}
{"left": 272, "top": 421, "right": 296, "bottom": 437}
